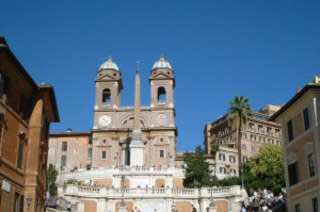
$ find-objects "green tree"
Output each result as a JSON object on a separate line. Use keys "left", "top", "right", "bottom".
{"left": 243, "top": 145, "right": 285, "bottom": 194}
{"left": 228, "top": 96, "right": 252, "bottom": 187}
{"left": 47, "top": 164, "right": 58, "bottom": 197}
{"left": 218, "top": 176, "right": 241, "bottom": 186}
{"left": 183, "top": 146, "right": 213, "bottom": 188}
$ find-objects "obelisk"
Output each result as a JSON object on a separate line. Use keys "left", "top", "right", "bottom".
{"left": 130, "top": 70, "right": 145, "bottom": 166}
{"left": 133, "top": 70, "right": 141, "bottom": 130}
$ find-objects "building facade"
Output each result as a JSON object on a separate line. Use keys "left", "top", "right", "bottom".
{"left": 48, "top": 131, "right": 91, "bottom": 172}
{"left": 0, "top": 37, "right": 59, "bottom": 212}
{"left": 271, "top": 76, "right": 320, "bottom": 212}
{"left": 204, "top": 105, "right": 282, "bottom": 179}
{"left": 91, "top": 56, "right": 176, "bottom": 169}
{"left": 212, "top": 147, "right": 238, "bottom": 180}
{"left": 49, "top": 57, "right": 245, "bottom": 212}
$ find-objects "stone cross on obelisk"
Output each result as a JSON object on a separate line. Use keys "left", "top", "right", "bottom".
{"left": 130, "top": 68, "right": 145, "bottom": 167}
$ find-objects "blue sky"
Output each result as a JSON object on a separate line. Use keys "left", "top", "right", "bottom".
{"left": 1, "top": 1, "right": 319, "bottom": 151}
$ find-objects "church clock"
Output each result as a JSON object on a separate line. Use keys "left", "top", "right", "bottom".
{"left": 98, "top": 115, "right": 112, "bottom": 127}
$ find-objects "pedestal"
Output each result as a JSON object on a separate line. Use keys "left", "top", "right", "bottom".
{"left": 207, "top": 201, "right": 217, "bottom": 212}
{"left": 207, "top": 206, "right": 217, "bottom": 212}
{"left": 130, "top": 129, "right": 145, "bottom": 166}
{"left": 119, "top": 205, "right": 127, "bottom": 212}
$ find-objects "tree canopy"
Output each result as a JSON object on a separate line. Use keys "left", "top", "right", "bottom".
{"left": 243, "top": 144, "right": 285, "bottom": 194}
{"left": 183, "top": 146, "right": 216, "bottom": 188}
{"left": 228, "top": 96, "right": 252, "bottom": 124}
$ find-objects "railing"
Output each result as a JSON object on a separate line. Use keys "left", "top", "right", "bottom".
{"left": 78, "top": 185, "right": 101, "bottom": 193}
{"left": 64, "top": 184, "right": 238, "bottom": 198}
{"left": 207, "top": 187, "right": 231, "bottom": 193}
{"left": 59, "top": 166, "right": 184, "bottom": 178}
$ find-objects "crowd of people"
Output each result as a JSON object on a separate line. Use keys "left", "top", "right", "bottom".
{"left": 241, "top": 188, "right": 286, "bottom": 212}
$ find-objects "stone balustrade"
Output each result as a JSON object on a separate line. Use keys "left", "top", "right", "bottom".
{"left": 58, "top": 166, "right": 185, "bottom": 184}
{"left": 64, "top": 184, "right": 240, "bottom": 199}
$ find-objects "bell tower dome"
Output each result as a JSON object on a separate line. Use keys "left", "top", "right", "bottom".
{"left": 95, "top": 57, "right": 123, "bottom": 110}
{"left": 150, "top": 56, "right": 175, "bottom": 108}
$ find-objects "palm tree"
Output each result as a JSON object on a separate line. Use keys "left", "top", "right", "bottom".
{"left": 228, "top": 96, "right": 251, "bottom": 188}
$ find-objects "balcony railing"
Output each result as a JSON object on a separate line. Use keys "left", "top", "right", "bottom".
{"left": 64, "top": 184, "right": 240, "bottom": 199}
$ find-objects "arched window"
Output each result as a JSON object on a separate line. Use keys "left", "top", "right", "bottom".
{"left": 157, "top": 87, "right": 166, "bottom": 103}
{"left": 102, "top": 88, "right": 111, "bottom": 104}
{"left": 122, "top": 117, "right": 145, "bottom": 128}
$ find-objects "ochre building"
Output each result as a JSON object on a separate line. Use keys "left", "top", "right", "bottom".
{"left": 271, "top": 76, "right": 320, "bottom": 212}
{"left": 0, "top": 37, "right": 59, "bottom": 212}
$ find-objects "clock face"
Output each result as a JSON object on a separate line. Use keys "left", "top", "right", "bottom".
{"left": 98, "top": 115, "right": 112, "bottom": 127}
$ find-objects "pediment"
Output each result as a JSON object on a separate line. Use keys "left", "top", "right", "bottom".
{"left": 97, "top": 73, "right": 118, "bottom": 81}
{"left": 151, "top": 72, "right": 172, "bottom": 79}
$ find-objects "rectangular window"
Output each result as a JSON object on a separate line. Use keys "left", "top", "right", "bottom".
{"left": 17, "top": 139, "right": 24, "bottom": 169}
{"left": 304, "top": 108, "right": 310, "bottom": 130}
{"left": 101, "top": 151, "right": 107, "bottom": 160}
{"left": 62, "top": 141, "right": 68, "bottom": 152}
{"left": 312, "top": 197, "right": 318, "bottom": 212}
{"left": 287, "top": 120, "right": 294, "bottom": 142}
{"left": 160, "top": 150, "right": 165, "bottom": 158}
{"left": 295, "top": 204, "right": 301, "bottom": 212}
{"left": 88, "top": 147, "right": 92, "bottom": 159}
{"left": 288, "top": 162, "right": 299, "bottom": 186}
{"left": 267, "top": 127, "right": 272, "bottom": 134}
{"left": 20, "top": 195, "right": 23, "bottom": 212}
{"left": 308, "top": 153, "right": 315, "bottom": 177}
{"left": 14, "top": 193, "right": 23, "bottom": 212}
{"left": 61, "top": 155, "right": 67, "bottom": 168}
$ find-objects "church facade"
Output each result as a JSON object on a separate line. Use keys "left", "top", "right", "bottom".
{"left": 48, "top": 57, "right": 244, "bottom": 212}
{"left": 91, "top": 56, "right": 177, "bottom": 169}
